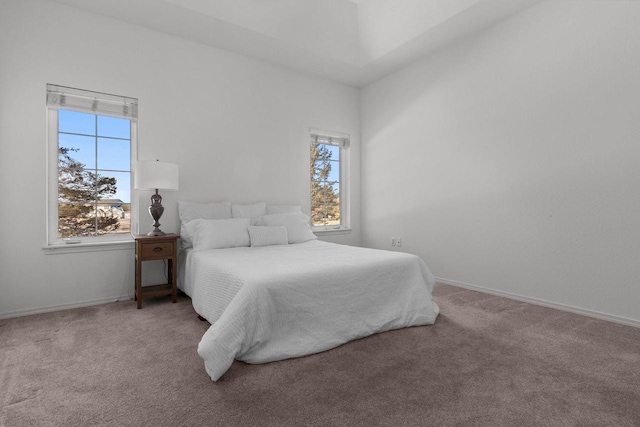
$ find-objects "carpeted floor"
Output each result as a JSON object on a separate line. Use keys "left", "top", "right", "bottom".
{"left": 1, "top": 284, "right": 639, "bottom": 426}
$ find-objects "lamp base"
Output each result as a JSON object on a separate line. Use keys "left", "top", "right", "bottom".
{"left": 147, "top": 190, "right": 166, "bottom": 237}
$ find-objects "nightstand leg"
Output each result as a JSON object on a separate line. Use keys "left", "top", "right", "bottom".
{"left": 169, "top": 258, "right": 177, "bottom": 303}
{"left": 135, "top": 254, "right": 142, "bottom": 309}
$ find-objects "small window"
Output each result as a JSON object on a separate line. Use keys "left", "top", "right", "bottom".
{"left": 310, "top": 129, "right": 350, "bottom": 231}
{"left": 46, "top": 85, "right": 138, "bottom": 245}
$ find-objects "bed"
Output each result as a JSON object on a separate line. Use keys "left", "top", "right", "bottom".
{"left": 177, "top": 201, "right": 440, "bottom": 381}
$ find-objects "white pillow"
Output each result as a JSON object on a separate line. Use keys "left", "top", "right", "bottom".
{"left": 248, "top": 226, "right": 289, "bottom": 247}
{"left": 254, "top": 213, "right": 317, "bottom": 244}
{"left": 178, "top": 201, "right": 231, "bottom": 222}
{"left": 231, "top": 202, "right": 267, "bottom": 222}
{"left": 186, "top": 218, "right": 250, "bottom": 251}
{"left": 266, "top": 205, "right": 302, "bottom": 215}
{"left": 178, "top": 201, "right": 232, "bottom": 248}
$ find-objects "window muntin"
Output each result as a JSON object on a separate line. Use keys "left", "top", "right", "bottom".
{"left": 310, "top": 130, "right": 349, "bottom": 230}
{"left": 46, "top": 85, "right": 138, "bottom": 245}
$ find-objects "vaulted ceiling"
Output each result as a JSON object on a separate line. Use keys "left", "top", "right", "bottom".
{"left": 50, "top": 0, "right": 542, "bottom": 87}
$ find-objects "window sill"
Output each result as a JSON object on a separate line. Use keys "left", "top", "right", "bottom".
{"left": 42, "top": 239, "right": 134, "bottom": 255}
{"left": 313, "top": 228, "right": 352, "bottom": 236}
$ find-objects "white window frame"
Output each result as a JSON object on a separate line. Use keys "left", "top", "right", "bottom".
{"left": 310, "top": 128, "right": 350, "bottom": 233}
{"left": 44, "top": 84, "right": 138, "bottom": 252}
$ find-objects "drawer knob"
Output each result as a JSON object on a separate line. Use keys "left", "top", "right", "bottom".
{"left": 153, "top": 247, "right": 163, "bottom": 252}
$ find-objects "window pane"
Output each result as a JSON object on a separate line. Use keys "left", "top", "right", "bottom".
{"left": 325, "top": 145, "right": 340, "bottom": 160}
{"left": 320, "top": 182, "right": 335, "bottom": 202}
{"left": 97, "top": 137, "right": 130, "bottom": 171}
{"left": 328, "top": 181, "right": 340, "bottom": 199}
{"left": 59, "top": 134, "right": 96, "bottom": 169}
{"left": 59, "top": 109, "right": 95, "bottom": 135}
{"left": 97, "top": 199, "right": 130, "bottom": 234}
{"left": 310, "top": 204, "right": 340, "bottom": 226}
{"left": 101, "top": 171, "right": 131, "bottom": 204}
{"left": 311, "top": 181, "right": 340, "bottom": 226}
{"left": 327, "top": 160, "right": 340, "bottom": 182}
{"left": 311, "top": 207, "right": 327, "bottom": 226}
{"left": 91, "top": 203, "right": 123, "bottom": 235}
{"left": 58, "top": 203, "right": 96, "bottom": 237}
{"left": 98, "top": 115, "right": 130, "bottom": 139}
{"left": 311, "top": 143, "right": 335, "bottom": 182}
{"left": 311, "top": 182, "right": 327, "bottom": 225}
{"left": 324, "top": 204, "right": 340, "bottom": 225}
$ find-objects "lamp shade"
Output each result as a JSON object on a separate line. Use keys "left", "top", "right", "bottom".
{"left": 134, "top": 161, "right": 179, "bottom": 190}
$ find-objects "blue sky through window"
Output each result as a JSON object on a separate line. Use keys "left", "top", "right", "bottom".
{"left": 58, "top": 109, "right": 131, "bottom": 203}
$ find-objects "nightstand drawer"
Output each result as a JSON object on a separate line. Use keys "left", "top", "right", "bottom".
{"left": 140, "top": 242, "right": 174, "bottom": 259}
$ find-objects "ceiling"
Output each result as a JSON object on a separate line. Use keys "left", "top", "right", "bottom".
{"left": 50, "top": 0, "right": 542, "bottom": 87}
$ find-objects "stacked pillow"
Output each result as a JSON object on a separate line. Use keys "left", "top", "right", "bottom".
{"left": 253, "top": 213, "right": 316, "bottom": 244}
{"left": 178, "top": 202, "right": 315, "bottom": 250}
{"left": 247, "top": 225, "right": 288, "bottom": 248}
{"left": 185, "top": 218, "right": 251, "bottom": 251}
{"left": 231, "top": 202, "right": 267, "bottom": 222}
{"left": 178, "top": 201, "right": 232, "bottom": 249}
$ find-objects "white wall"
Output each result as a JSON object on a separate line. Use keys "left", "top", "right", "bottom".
{"left": 0, "top": 0, "right": 360, "bottom": 318}
{"left": 361, "top": 1, "right": 640, "bottom": 325}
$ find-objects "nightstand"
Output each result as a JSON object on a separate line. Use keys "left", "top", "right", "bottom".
{"left": 134, "top": 234, "right": 180, "bottom": 309}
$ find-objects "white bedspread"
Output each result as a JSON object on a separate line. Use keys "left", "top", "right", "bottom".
{"left": 183, "top": 240, "right": 439, "bottom": 381}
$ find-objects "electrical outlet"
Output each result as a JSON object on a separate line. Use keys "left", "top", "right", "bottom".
{"left": 396, "top": 238, "right": 402, "bottom": 247}
{"left": 391, "top": 237, "right": 396, "bottom": 247}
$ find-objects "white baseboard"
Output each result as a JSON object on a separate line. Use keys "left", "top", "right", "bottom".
{"left": 436, "top": 277, "right": 640, "bottom": 329}
{"left": 0, "top": 294, "right": 134, "bottom": 320}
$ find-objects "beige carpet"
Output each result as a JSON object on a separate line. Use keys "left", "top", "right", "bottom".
{"left": 1, "top": 284, "right": 639, "bottom": 426}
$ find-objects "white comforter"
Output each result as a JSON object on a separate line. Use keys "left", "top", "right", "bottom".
{"left": 183, "top": 240, "right": 439, "bottom": 381}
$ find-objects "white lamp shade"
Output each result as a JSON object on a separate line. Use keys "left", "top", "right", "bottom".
{"left": 134, "top": 161, "right": 179, "bottom": 190}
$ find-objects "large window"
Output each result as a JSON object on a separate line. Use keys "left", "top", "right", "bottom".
{"left": 46, "top": 85, "right": 138, "bottom": 245}
{"left": 310, "top": 129, "right": 350, "bottom": 230}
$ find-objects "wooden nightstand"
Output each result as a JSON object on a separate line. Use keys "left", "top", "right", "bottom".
{"left": 134, "top": 234, "right": 179, "bottom": 309}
